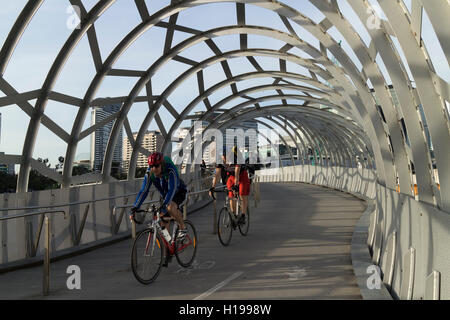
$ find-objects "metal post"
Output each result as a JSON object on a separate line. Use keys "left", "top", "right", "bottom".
{"left": 132, "top": 220, "right": 136, "bottom": 239}
{"left": 75, "top": 204, "right": 90, "bottom": 245}
{"left": 253, "top": 180, "right": 257, "bottom": 208}
{"left": 213, "top": 197, "right": 217, "bottom": 234}
{"left": 257, "top": 177, "right": 261, "bottom": 205}
{"left": 33, "top": 214, "right": 45, "bottom": 257}
{"left": 183, "top": 195, "right": 188, "bottom": 220}
{"left": 43, "top": 215, "right": 50, "bottom": 296}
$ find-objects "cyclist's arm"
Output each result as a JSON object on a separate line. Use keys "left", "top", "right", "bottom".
{"left": 234, "top": 165, "right": 240, "bottom": 186}
{"left": 161, "top": 167, "right": 178, "bottom": 212}
{"left": 133, "top": 173, "right": 152, "bottom": 209}
{"left": 212, "top": 166, "right": 221, "bottom": 188}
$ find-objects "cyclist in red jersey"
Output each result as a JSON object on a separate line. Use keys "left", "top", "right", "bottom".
{"left": 210, "top": 147, "right": 250, "bottom": 224}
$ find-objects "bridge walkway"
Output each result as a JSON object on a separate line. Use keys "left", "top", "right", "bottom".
{"left": 0, "top": 183, "right": 366, "bottom": 300}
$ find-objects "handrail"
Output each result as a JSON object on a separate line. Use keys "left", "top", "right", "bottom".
{"left": 0, "top": 209, "right": 67, "bottom": 296}
{"left": 0, "top": 174, "right": 216, "bottom": 213}
{"left": 0, "top": 172, "right": 223, "bottom": 296}
{"left": 112, "top": 199, "right": 160, "bottom": 236}
{"left": 0, "top": 209, "right": 68, "bottom": 220}
{"left": 0, "top": 191, "right": 140, "bottom": 212}
{"left": 111, "top": 184, "right": 227, "bottom": 238}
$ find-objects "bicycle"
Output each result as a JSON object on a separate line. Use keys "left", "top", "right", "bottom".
{"left": 130, "top": 203, "right": 197, "bottom": 285}
{"left": 211, "top": 188, "right": 250, "bottom": 246}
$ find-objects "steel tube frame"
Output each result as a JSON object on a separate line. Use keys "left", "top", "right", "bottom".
{"left": 1, "top": 0, "right": 447, "bottom": 210}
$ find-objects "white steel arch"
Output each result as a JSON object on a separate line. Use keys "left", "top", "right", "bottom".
{"left": 0, "top": 0, "right": 448, "bottom": 210}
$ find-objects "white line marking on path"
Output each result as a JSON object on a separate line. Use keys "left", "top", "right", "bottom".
{"left": 194, "top": 271, "right": 244, "bottom": 300}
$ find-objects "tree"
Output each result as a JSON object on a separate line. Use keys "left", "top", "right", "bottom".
{"left": 135, "top": 167, "right": 147, "bottom": 178}
{"left": 55, "top": 156, "right": 64, "bottom": 170}
{"left": 0, "top": 172, "right": 17, "bottom": 193}
{"left": 72, "top": 166, "right": 90, "bottom": 176}
{"left": 28, "top": 169, "right": 60, "bottom": 191}
{"left": 37, "top": 158, "right": 51, "bottom": 168}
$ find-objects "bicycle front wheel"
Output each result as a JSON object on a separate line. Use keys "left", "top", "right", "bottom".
{"left": 175, "top": 220, "right": 198, "bottom": 267}
{"left": 131, "top": 229, "right": 163, "bottom": 284}
{"left": 217, "top": 207, "right": 233, "bottom": 246}
{"left": 238, "top": 207, "right": 250, "bottom": 236}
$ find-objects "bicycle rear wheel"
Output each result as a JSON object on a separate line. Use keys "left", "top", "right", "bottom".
{"left": 238, "top": 207, "right": 250, "bottom": 236}
{"left": 131, "top": 229, "right": 163, "bottom": 284}
{"left": 174, "top": 220, "right": 197, "bottom": 267}
{"left": 217, "top": 207, "right": 233, "bottom": 246}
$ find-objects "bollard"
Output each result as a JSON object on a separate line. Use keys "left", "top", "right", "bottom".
{"left": 257, "top": 178, "right": 261, "bottom": 204}
{"left": 213, "top": 197, "right": 217, "bottom": 235}
{"left": 43, "top": 216, "right": 50, "bottom": 296}
{"left": 253, "top": 181, "right": 257, "bottom": 208}
{"left": 132, "top": 219, "right": 136, "bottom": 239}
{"left": 183, "top": 195, "right": 187, "bottom": 220}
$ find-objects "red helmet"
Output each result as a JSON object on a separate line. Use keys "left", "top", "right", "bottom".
{"left": 148, "top": 152, "right": 163, "bottom": 166}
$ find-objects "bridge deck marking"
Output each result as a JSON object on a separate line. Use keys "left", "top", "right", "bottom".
{"left": 194, "top": 271, "right": 244, "bottom": 300}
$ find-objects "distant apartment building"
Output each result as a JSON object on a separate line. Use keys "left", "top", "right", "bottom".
{"left": 0, "top": 114, "right": 15, "bottom": 175}
{"left": 175, "top": 127, "right": 192, "bottom": 167}
{"left": 90, "top": 104, "right": 123, "bottom": 173}
{"left": 191, "top": 113, "right": 216, "bottom": 165}
{"left": 0, "top": 152, "right": 15, "bottom": 175}
{"left": 123, "top": 130, "right": 164, "bottom": 171}
{"left": 224, "top": 120, "right": 258, "bottom": 162}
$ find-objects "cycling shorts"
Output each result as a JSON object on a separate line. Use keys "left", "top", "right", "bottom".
{"left": 227, "top": 170, "right": 250, "bottom": 198}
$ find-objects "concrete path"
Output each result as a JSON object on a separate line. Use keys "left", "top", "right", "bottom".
{"left": 0, "top": 183, "right": 366, "bottom": 300}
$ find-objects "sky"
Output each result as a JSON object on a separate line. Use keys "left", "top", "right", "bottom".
{"left": 0, "top": 0, "right": 448, "bottom": 169}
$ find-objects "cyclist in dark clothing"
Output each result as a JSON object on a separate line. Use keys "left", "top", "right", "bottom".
{"left": 210, "top": 147, "right": 250, "bottom": 224}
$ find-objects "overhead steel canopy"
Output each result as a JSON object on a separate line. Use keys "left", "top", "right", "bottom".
{"left": 0, "top": 0, "right": 448, "bottom": 211}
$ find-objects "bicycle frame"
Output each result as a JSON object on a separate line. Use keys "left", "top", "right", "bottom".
{"left": 226, "top": 191, "right": 242, "bottom": 216}
{"left": 144, "top": 206, "right": 193, "bottom": 256}
{"left": 214, "top": 189, "right": 242, "bottom": 222}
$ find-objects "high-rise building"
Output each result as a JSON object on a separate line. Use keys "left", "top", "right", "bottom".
{"left": 0, "top": 114, "right": 15, "bottom": 175}
{"left": 191, "top": 112, "right": 216, "bottom": 165}
{"left": 175, "top": 127, "right": 190, "bottom": 168}
{"left": 90, "top": 104, "right": 123, "bottom": 173}
{"left": 0, "top": 152, "right": 15, "bottom": 175}
{"left": 123, "top": 130, "right": 164, "bottom": 172}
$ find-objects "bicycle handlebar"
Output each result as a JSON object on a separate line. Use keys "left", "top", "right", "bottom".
{"left": 210, "top": 187, "right": 239, "bottom": 200}
{"left": 132, "top": 206, "right": 160, "bottom": 224}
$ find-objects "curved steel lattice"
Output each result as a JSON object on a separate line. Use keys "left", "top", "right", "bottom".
{"left": 0, "top": 0, "right": 448, "bottom": 213}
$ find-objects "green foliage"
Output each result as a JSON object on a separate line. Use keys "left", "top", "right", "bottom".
{"left": 28, "top": 170, "right": 60, "bottom": 191}
{"left": 0, "top": 172, "right": 17, "bottom": 193}
{"left": 0, "top": 169, "right": 60, "bottom": 193}
{"left": 135, "top": 167, "right": 147, "bottom": 178}
{"left": 72, "top": 166, "right": 90, "bottom": 176}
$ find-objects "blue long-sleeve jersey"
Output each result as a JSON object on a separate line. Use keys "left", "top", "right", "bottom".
{"left": 133, "top": 161, "right": 186, "bottom": 210}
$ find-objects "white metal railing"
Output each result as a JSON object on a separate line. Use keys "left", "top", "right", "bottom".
{"left": 0, "top": 210, "right": 67, "bottom": 296}
{"left": 0, "top": 171, "right": 262, "bottom": 296}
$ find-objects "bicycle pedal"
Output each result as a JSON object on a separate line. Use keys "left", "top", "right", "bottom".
{"left": 163, "top": 254, "right": 173, "bottom": 267}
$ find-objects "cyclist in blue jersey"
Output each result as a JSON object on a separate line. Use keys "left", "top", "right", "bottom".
{"left": 130, "top": 152, "right": 188, "bottom": 240}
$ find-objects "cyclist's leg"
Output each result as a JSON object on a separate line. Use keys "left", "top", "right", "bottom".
{"left": 167, "top": 201, "right": 186, "bottom": 230}
{"left": 239, "top": 176, "right": 250, "bottom": 216}
{"left": 168, "top": 189, "right": 188, "bottom": 230}
{"left": 227, "top": 175, "right": 237, "bottom": 215}
{"left": 240, "top": 195, "right": 248, "bottom": 215}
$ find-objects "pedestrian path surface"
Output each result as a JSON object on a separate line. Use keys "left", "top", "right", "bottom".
{"left": 0, "top": 183, "right": 366, "bottom": 300}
